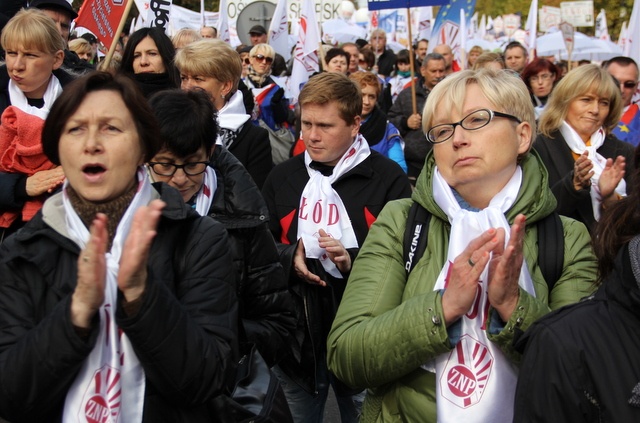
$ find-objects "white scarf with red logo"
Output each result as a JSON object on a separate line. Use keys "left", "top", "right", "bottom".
{"left": 297, "top": 135, "right": 370, "bottom": 278}
{"left": 560, "top": 122, "right": 626, "bottom": 221}
{"left": 194, "top": 166, "right": 217, "bottom": 216}
{"left": 62, "top": 168, "right": 150, "bottom": 423}
{"left": 425, "top": 167, "right": 535, "bottom": 423}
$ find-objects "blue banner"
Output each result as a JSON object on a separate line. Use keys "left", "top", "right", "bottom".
{"left": 368, "top": 0, "right": 450, "bottom": 11}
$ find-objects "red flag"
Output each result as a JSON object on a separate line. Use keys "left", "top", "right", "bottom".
{"left": 371, "top": 11, "right": 378, "bottom": 29}
{"left": 75, "top": 0, "right": 130, "bottom": 52}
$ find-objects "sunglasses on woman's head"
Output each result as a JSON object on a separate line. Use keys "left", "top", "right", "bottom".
{"left": 253, "top": 54, "right": 273, "bottom": 64}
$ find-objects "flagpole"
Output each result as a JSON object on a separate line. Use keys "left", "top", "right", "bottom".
{"left": 102, "top": 0, "right": 133, "bottom": 69}
{"left": 406, "top": 7, "right": 417, "bottom": 116}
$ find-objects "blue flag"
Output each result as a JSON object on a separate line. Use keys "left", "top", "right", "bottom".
{"left": 368, "top": 0, "right": 449, "bottom": 11}
{"left": 430, "top": 0, "right": 476, "bottom": 52}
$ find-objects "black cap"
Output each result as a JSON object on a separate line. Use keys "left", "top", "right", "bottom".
{"left": 30, "top": 0, "right": 78, "bottom": 20}
{"left": 249, "top": 25, "right": 266, "bottom": 35}
{"left": 80, "top": 32, "right": 98, "bottom": 44}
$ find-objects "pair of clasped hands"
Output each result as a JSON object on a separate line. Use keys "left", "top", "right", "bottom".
{"left": 441, "top": 214, "right": 528, "bottom": 328}
{"left": 573, "top": 151, "right": 626, "bottom": 207}
{"left": 293, "top": 229, "right": 351, "bottom": 287}
{"left": 70, "top": 200, "right": 165, "bottom": 329}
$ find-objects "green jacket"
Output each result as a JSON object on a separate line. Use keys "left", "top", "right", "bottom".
{"left": 327, "top": 151, "right": 597, "bottom": 422}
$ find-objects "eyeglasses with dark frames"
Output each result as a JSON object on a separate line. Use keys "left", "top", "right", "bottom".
{"left": 148, "top": 161, "right": 209, "bottom": 176}
{"left": 426, "top": 109, "right": 522, "bottom": 144}
{"left": 252, "top": 54, "right": 273, "bottom": 64}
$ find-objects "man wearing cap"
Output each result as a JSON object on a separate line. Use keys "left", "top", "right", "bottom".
{"left": 29, "top": 0, "right": 94, "bottom": 74}
{"left": 249, "top": 25, "right": 268, "bottom": 46}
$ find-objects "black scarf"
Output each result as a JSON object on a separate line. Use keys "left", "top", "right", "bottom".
{"left": 131, "top": 72, "right": 178, "bottom": 98}
{"left": 359, "top": 106, "right": 388, "bottom": 147}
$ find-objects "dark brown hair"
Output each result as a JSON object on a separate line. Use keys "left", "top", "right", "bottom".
{"left": 43, "top": 72, "right": 161, "bottom": 165}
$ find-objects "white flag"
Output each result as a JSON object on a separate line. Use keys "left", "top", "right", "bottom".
{"left": 479, "top": 14, "right": 486, "bottom": 38}
{"left": 417, "top": 6, "right": 433, "bottom": 42}
{"left": 132, "top": 0, "right": 150, "bottom": 23}
{"left": 625, "top": 0, "right": 639, "bottom": 63}
{"left": 459, "top": 9, "right": 466, "bottom": 69}
{"left": 217, "top": 0, "right": 230, "bottom": 43}
{"left": 470, "top": 12, "right": 478, "bottom": 38}
{"left": 269, "top": 0, "right": 290, "bottom": 61}
{"left": 619, "top": 21, "right": 628, "bottom": 50}
{"left": 525, "top": 0, "right": 538, "bottom": 54}
{"left": 288, "top": 0, "right": 320, "bottom": 105}
{"left": 147, "top": 0, "right": 173, "bottom": 30}
{"left": 595, "top": 9, "right": 610, "bottom": 41}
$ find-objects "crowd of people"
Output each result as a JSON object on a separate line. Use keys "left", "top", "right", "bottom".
{"left": 0, "top": 1, "right": 640, "bottom": 422}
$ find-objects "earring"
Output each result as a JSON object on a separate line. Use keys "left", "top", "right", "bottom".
{"left": 221, "top": 93, "right": 225, "bottom": 100}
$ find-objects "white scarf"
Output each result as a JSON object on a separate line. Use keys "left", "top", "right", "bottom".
{"left": 8, "top": 75, "right": 63, "bottom": 120}
{"left": 560, "top": 121, "right": 626, "bottom": 221}
{"left": 296, "top": 134, "right": 370, "bottom": 278}
{"left": 426, "top": 167, "right": 535, "bottom": 423}
{"left": 194, "top": 166, "right": 217, "bottom": 216}
{"left": 217, "top": 91, "right": 250, "bottom": 130}
{"left": 62, "top": 168, "right": 151, "bottom": 423}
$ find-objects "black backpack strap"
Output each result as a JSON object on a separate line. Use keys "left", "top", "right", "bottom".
{"left": 536, "top": 212, "right": 565, "bottom": 293}
{"left": 403, "top": 202, "right": 431, "bottom": 274}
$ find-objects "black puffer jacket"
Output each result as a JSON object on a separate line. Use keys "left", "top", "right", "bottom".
{"left": 208, "top": 147, "right": 296, "bottom": 367}
{"left": 0, "top": 183, "right": 239, "bottom": 422}
{"left": 514, "top": 241, "right": 640, "bottom": 422}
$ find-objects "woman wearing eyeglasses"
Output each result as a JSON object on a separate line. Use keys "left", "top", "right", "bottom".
{"left": 327, "top": 68, "right": 596, "bottom": 422}
{"left": 244, "top": 43, "right": 291, "bottom": 134}
{"left": 146, "top": 90, "right": 296, "bottom": 401}
{"left": 535, "top": 64, "right": 635, "bottom": 234}
{"left": 521, "top": 58, "right": 559, "bottom": 118}
{"left": 175, "top": 39, "right": 272, "bottom": 189}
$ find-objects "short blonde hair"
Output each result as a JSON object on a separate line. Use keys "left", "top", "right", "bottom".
{"left": 69, "top": 38, "right": 92, "bottom": 56}
{"left": 422, "top": 68, "right": 536, "bottom": 159}
{"left": 1, "top": 8, "right": 66, "bottom": 54}
{"left": 174, "top": 38, "right": 242, "bottom": 94}
{"left": 538, "top": 64, "right": 623, "bottom": 136}
{"left": 250, "top": 43, "right": 275, "bottom": 59}
{"left": 171, "top": 28, "right": 202, "bottom": 49}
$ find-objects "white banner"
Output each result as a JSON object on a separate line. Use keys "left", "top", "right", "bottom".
{"left": 560, "top": 1, "right": 594, "bottom": 27}
{"left": 539, "top": 6, "right": 561, "bottom": 32}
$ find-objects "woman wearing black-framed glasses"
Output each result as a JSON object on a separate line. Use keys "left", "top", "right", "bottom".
{"left": 146, "top": 91, "right": 296, "bottom": 423}
{"left": 327, "top": 68, "right": 597, "bottom": 423}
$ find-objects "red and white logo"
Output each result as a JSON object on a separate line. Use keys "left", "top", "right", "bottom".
{"left": 80, "top": 365, "right": 122, "bottom": 423}
{"left": 440, "top": 334, "right": 493, "bottom": 409}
